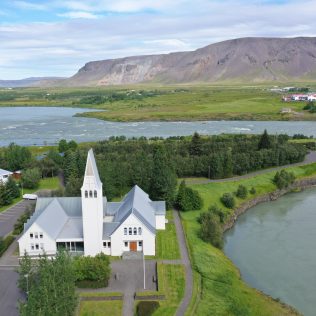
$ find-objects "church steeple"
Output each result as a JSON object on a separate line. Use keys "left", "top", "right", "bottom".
{"left": 82, "top": 148, "right": 102, "bottom": 191}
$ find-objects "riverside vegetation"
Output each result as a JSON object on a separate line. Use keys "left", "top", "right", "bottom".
{"left": 2, "top": 85, "right": 316, "bottom": 121}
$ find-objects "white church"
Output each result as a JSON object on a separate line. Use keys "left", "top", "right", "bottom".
{"left": 18, "top": 149, "right": 166, "bottom": 257}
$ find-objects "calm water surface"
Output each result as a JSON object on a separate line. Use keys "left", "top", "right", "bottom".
{"left": 1, "top": 107, "right": 316, "bottom": 146}
{"left": 224, "top": 188, "right": 316, "bottom": 316}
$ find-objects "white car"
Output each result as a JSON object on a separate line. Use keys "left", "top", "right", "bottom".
{"left": 23, "top": 194, "right": 38, "bottom": 200}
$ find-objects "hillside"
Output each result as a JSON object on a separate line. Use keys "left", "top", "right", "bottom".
{"left": 64, "top": 37, "right": 316, "bottom": 86}
{"left": 0, "top": 77, "right": 65, "bottom": 88}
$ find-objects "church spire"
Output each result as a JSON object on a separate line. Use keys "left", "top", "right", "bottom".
{"left": 82, "top": 149, "right": 102, "bottom": 190}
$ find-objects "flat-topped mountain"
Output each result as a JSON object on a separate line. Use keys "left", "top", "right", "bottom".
{"left": 65, "top": 37, "right": 316, "bottom": 86}
{"left": 0, "top": 77, "right": 65, "bottom": 88}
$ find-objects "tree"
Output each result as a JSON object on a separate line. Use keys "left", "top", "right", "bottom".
{"left": 198, "top": 212, "right": 223, "bottom": 249}
{"left": 209, "top": 204, "right": 226, "bottom": 223}
{"left": 21, "top": 168, "right": 41, "bottom": 189}
{"left": 0, "top": 182, "right": 13, "bottom": 206}
{"left": 149, "top": 146, "right": 177, "bottom": 208}
{"left": 175, "top": 180, "right": 203, "bottom": 211}
{"left": 258, "top": 129, "right": 272, "bottom": 150}
{"left": 58, "top": 139, "right": 68, "bottom": 153}
{"left": 189, "top": 132, "right": 203, "bottom": 156}
{"left": 235, "top": 184, "right": 248, "bottom": 199}
{"left": 6, "top": 177, "right": 20, "bottom": 199}
{"left": 220, "top": 192, "right": 235, "bottom": 209}
{"left": 4, "top": 143, "right": 32, "bottom": 171}
{"left": 273, "top": 170, "right": 296, "bottom": 189}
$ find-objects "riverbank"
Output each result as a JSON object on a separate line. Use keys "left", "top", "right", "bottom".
{"left": 182, "top": 163, "right": 316, "bottom": 315}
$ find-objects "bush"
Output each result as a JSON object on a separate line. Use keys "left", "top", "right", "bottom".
{"left": 209, "top": 204, "right": 226, "bottom": 223}
{"left": 250, "top": 187, "right": 256, "bottom": 195}
{"left": 13, "top": 205, "right": 34, "bottom": 235}
{"left": 235, "top": 185, "right": 248, "bottom": 199}
{"left": 0, "top": 235, "right": 15, "bottom": 257}
{"left": 198, "top": 212, "right": 223, "bottom": 249}
{"left": 175, "top": 180, "right": 203, "bottom": 211}
{"left": 73, "top": 253, "right": 111, "bottom": 288}
{"left": 273, "top": 170, "right": 296, "bottom": 190}
{"left": 136, "top": 301, "right": 160, "bottom": 316}
{"left": 21, "top": 168, "right": 41, "bottom": 189}
{"left": 220, "top": 193, "right": 235, "bottom": 209}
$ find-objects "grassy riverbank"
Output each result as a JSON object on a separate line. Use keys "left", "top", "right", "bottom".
{"left": 182, "top": 163, "right": 316, "bottom": 315}
{"left": 1, "top": 85, "right": 316, "bottom": 122}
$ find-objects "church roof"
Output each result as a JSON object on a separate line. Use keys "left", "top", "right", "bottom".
{"left": 83, "top": 149, "right": 102, "bottom": 189}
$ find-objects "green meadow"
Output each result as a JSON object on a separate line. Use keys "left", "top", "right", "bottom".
{"left": 1, "top": 84, "right": 316, "bottom": 121}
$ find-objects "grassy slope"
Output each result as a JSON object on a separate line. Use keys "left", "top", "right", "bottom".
{"left": 1, "top": 85, "right": 316, "bottom": 121}
{"left": 182, "top": 163, "right": 316, "bottom": 316}
{"left": 79, "top": 301, "right": 122, "bottom": 316}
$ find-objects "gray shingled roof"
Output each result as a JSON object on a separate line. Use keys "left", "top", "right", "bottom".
{"left": 103, "top": 222, "right": 120, "bottom": 239}
{"left": 113, "top": 185, "right": 160, "bottom": 234}
{"left": 57, "top": 218, "right": 83, "bottom": 240}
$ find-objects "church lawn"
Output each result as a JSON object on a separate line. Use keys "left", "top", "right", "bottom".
{"left": 181, "top": 163, "right": 316, "bottom": 315}
{"left": 0, "top": 177, "right": 60, "bottom": 213}
{"left": 135, "top": 263, "right": 185, "bottom": 316}
{"left": 154, "top": 222, "right": 181, "bottom": 260}
{"left": 79, "top": 300, "right": 122, "bottom": 316}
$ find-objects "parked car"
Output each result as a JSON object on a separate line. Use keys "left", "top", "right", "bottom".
{"left": 23, "top": 194, "right": 38, "bottom": 200}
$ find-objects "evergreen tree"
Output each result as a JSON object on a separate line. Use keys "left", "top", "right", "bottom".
{"left": 149, "top": 145, "right": 177, "bottom": 208}
{"left": 6, "top": 177, "right": 20, "bottom": 199}
{"left": 189, "top": 132, "right": 203, "bottom": 156}
{"left": 258, "top": 129, "right": 272, "bottom": 150}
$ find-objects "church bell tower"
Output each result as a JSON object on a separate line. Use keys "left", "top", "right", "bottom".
{"left": 81, "top": 149, "right": 104, "bottom": 256}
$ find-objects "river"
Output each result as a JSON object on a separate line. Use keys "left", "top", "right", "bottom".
{"left": 224, "top": 188, "right": 316, "bottom": 316}
{"left": 1, "top": 107, "right": 316, "bottom": 146}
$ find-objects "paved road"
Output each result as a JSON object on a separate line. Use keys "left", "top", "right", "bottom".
{"left": 173, "top": 210, "right": 193, "bottom": 316}
{"left": 0, "top": 199, "right": 35, "bottom": 237}
{"left": 189, "top": 150, "right": 316, "bottom": 185}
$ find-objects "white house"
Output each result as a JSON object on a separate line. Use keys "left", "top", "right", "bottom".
{"left": 18, "top": 149, "right": 166, "bottom": 257}
{"left": 0, "top": 168, "right": 13, "bottom": 184}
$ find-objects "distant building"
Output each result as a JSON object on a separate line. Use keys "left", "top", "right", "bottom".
{"left": 0, "top": 168, "right": 13, "bottom": 184}
{"left": 18, "top": 149, "right": 166, "bottom": 257}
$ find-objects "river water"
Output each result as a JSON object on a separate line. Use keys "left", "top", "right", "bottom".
{"left": 1, "top": 107, "right": 316, "bottom": 146}
{"left": 224, "top": 188, "right": 316, "bottom": 316}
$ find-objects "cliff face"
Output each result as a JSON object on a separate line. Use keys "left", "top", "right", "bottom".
{"left": 64, "top": 37, "right": 316, "bottom": 86}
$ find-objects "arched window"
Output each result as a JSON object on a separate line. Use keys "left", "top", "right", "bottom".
{"left": 138, "top": 227, "right": 142, "bottom": 235}
{"left": 85, "top": 191, "right": 88, "bottom": 198}
{"left": 124, "top": 228, "right": 127, "bottom": 235}
{"left": 94, "top": 190, "right": 97, "bottom": 198}
{"left": 89, "top": 191, "right": 93, "bottom": 198}
{"left": 129, "top": 227, "right": 132, "bottom": 235}
{"left": 133, "top": 227, "right": 137, "bottom": 235}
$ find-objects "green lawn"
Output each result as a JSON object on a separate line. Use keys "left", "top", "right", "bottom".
{"left": 155, "top": 221, "right": 181, "bottom": 260}
{"left": 181, "top": 163, "right": 316, "bottom": 315}
{"left": 2, "top": 85, "right": 316, "bottom": 122}
{"left": 0, "top": 177, "right": 60, "bottom": 213}
{"left": 79, "top": 300, "right": 122, "bottom": 316}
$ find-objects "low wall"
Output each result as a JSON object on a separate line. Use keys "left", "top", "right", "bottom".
{"left": 223, "top": 176, "right": 316, "bottom": 232}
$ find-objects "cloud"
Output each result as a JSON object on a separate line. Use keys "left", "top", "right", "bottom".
{"left": 2, "top": 0, "right": 316, "bottom": 79}
{"left": 12, "top": 1, "right": 48, "bottom": 10}
{"left": 58, "top": 11, "right": 100, "bottom": 19}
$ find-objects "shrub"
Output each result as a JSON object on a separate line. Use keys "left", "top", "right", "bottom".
{"left": 0, "top": 235, "right": 15, "bottom": 257}
{"left": 198, "top": 212, "right": 223, "bottom": 249}
{"left": 273, "top": 170, "right": 296, "bottom": 190}
{"left": 235, "top": 185, "right": 248, "bottom": 199}
{"left": 175, "top": 180, "right": 203, "bottom": 211}
{"left": 13, "top": 205, "right": 34, "bottom": 235}
{"left": 208, "top": 204, "right": 226, "bottom": 223}
{"left": 136, "top": 301, "right": 160, "bottom": 316}
{"left": 73, "top": 253, "right": 111, "bottom": 288}
{"left": 250, "top": 187, "right": 256, "bottom": 195}
{"left": 220, "top": 193, "right": 235, "bottom": 209}
{"left": 21, "top": 168, "right": 41, "bottom": 189}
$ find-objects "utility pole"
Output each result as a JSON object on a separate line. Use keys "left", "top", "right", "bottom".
{"left": 143, "top": 251, "right": 146, "bottom": 290}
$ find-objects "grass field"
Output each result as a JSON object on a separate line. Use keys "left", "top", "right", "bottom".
{"left": 181, "top": 163, "right": 316, "bottom": 315}
{"left": 79, "top": 300, "right": 122, "bottom": 316}
{"left": 1, "top": 85, "right": 316, "bottom": 122}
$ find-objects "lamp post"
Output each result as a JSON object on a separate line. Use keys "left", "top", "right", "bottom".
{"left": 24, "top": 274, "right": 29, "bottom": 299}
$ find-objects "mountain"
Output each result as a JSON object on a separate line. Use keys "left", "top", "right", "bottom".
{"left": 64, "top": 37, "right": 316, "bottom": 86}
{"left": 0, "top": 77, "right": 65, "bottom": 88}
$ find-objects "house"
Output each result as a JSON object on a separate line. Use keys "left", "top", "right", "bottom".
{"left": 18, "top": 149, "right": 166, "bottom": 257}
{"left": 0, "top": 168, "right": 13, "bottom": 184}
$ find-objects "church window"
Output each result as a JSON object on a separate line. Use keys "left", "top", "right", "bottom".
{"left": 30, "top": 233, "right": 33, "bottom": 238}
{"left": 133, "top": 227, "right": 137, "bottom": 235}
{"left": 31, "top": 244, "right": 34, "bottom": 250}
{"left": 94, "top": 190, "right": 97, "bottom": 198}
{"left": 138, "top": 227, "right": 142, "bottom": 235}
{"left": 129, "top": 227, "right": 132, "bottom": 235}
{"left": 85, "top": 191, "right": 88, "bottom": 198}
{"left": 103, "top": 242, "right": 107, "bottom": 247}
{"left": 35, "top": 244, "right": 39, "bottom": 250}
{"left": 34, "top": 233, "right": 38, "bottom": 239}
{"left": 89, "top": 191, "right": 93, "bottom": 198}
{"left": 139, "top": 241, "right": 142, "bottom": 247}
{"left": 124, "top": 228, "right": 127, "bottom": 235}
{"left": 124, "top": 242, "right": 128, "bottom": 247}
{"left": 107, "top": 242, "right": 111, "bottom": 247}
{"left": 39, "top": 233, "right": 43, "bottom": 239}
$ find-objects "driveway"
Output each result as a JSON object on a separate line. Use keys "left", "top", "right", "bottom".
{"left": 0, "top": 199, "right": 35, "bottom": 237}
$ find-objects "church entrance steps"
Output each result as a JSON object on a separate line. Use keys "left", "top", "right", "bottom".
{"left": 122, "top": 251, "right": 143, "bottom": 260}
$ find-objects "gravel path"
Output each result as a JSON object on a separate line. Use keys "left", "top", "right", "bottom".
{"left": 173, "top": 210, "right": 193, "bottom": 316}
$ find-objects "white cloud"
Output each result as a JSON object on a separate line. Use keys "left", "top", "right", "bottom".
{"left": 13, "top": 1, "right": 48, "bottom": 10}
{"left": 58, "top": 11, "right": 100, "bottom": 19}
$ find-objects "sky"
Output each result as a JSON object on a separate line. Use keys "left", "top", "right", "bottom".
{"left": 0, "top": 0, "right": 316, "bottom": 79}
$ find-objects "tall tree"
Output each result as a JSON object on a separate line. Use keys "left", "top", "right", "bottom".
{"left": 258, "top": 129, "right": 272, "bottom": 150}
{"left": 189, "top": 132, "right": 203, "bottom": 156}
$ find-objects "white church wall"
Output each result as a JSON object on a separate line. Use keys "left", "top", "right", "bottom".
{"left": 18, "top": 222, "right": 56, "bottom": 256}
{"left": 110, "top": 213, "right": 155, "bottom": 256}
{"left": 155, "top": 215, "right": 166, "bottom": 230}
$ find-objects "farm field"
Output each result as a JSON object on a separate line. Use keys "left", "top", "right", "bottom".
{"left": 1, "top": 84, "right": 316, "bottom": 122}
